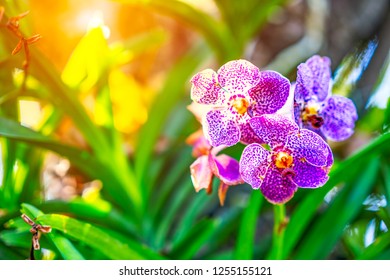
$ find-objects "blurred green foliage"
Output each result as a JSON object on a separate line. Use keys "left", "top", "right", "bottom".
{"left": 0, "top": 0, "right": 390, "bottom": 260}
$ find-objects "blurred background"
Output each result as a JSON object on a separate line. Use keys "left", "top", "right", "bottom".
{"left": 0, "top": 0, "right": 390, "bottom": 260}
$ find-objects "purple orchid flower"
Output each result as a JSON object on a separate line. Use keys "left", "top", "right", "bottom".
{"left": 294, "top": 55, "right": 358, "bottom": 142}
{"left": 239, "top": 114, "right": 333, "bottom": 204}
{"left": 191, "top": 59, "right": 290, "bottom": 147}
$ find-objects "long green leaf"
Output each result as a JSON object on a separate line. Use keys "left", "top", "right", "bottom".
{"left": 36, "top": 214, "right": 161, "bottom": 260}
{"left": 152, "top": 180, "right": 193, "bottom": 249}
{"left": 283, "top": 132, "right": 390, "bottom": 259}
{"left": 135, "top": 46, "right": 207, "bottom": 202}
{"left": 294, "top": 158, "right": 379, "bottom": 259}
{"left": 0, "top": 241, "right": 25, "bottom": 260}
{"left": 169, "top": 219, "right": 217, "bottom": 259}
{"left": 0, "top": 230, "right": 32, "bottom": 248}
{"left": 33, "top": 213, "right": 164, "bottom": 260}
{"left": 150, "top": 146, "right": 193, "bottom": 219}
{"left": 49, "top": 233, "right": 85, "bottom": 260}
{"left": 0, "top": 118, "right": 136, "bottom": 211}
{"left": 171, "top": 190, "right": 211, "bottom": 244}
{"left": 38, "top": 200, "right": 138, "bottom": 237}
{"left": 358, "top": 231, "right": 390, "bottom": 259}
{"left": 234, "top": 191, "right": 264, "bottom": 259}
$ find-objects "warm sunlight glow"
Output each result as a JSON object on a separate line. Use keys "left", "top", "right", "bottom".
{"left": 87, "top": 10, "right": 110, "bottom": 39}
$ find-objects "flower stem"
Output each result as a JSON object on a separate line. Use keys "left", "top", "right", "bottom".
{"left": 271, "top": 204, "right": 287, "bottom": 259}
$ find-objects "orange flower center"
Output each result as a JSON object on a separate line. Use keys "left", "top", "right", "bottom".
{"left": 274, "top": 151, "right": 293, "bottom": 169}
{"left": 231, "top": 98, "right": 250, "bottom": 115}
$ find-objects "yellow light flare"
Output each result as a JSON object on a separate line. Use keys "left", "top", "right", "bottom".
{"left": 108, "top": 69, "right": 151, "bottom": 134}
{"left": 18, "top": 99, "right": 42, "bottom": 128}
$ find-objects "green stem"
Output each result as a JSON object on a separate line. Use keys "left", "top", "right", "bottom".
{"left": 271, "top": 204, "right": 286, "bottom": 260}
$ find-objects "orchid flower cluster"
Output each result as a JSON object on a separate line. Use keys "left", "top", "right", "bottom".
{"left": 187, "top": 56, "right": 357, "bottom": 205}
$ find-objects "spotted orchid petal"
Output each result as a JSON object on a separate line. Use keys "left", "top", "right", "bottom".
{"left": 238, "top": 122, "right": 263, "bottom": 145}
{"left": 203, "top": 109, "right": 240, "bottom": 147}
{"left": 275, "top": 82, "right": 296, "bottom": 121}
{"left": 295, "top": 55, "right": 331, "bottom": 102}
{"left": 239, "top": 144, "right": 270, "bottom": 190}
{"left": 248, "top": 70, "right": 290, "bottom": 115}
{"left": 286, "top": 129, "right": 329, "bottom": 167}
{"left": 291, "top": 160, "right": 329, "bottom": 188}
{"left": 261, "top": 166, "right": 298, "bottom": 204}
{"left": 191, "top": 69, "right": 225, "bottom": 105}
{"left": 320, "top": 95, "right": 358, "bottom": 141}
{"left": 217, "top": 60, "right": 261, "bottom": 95}
{"left": 190, "top": 156, "right": 213, "bottom": 193}
{"left": 326, "top": 144, "right": 334, "bottom": 168}
{"left": 210, "top": 154, "right": 244, "bottom": 186}
{"left": 302, "top": 122, "right": 327, "bottom": 141}
{"left": 249, "top": 114, "right": 299, "bottom": 148}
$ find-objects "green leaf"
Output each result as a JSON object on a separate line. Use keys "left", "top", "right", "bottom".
{"left": 169, "top": 218, "right": 217, "bottom": 259}
{"left": 385, "top": 98, "right": 390, "bottom": 132}
{"left": 293, "top": 158, "right": 379, "bottom": 259}
{"left": 283, "top": 132, "right": 390, "bottom": 259}
{"left": 0, "top": 139, "right": 19, "bottom": 210}
{"left": 0, "top": 118, "right": 139, "bottom": 212}
{"left": 200, "top": 207, "right": 241, "bottom": 256}
{"left": 21, "top": 203, "right": 44, "bottom": 218}
{"left": 0, "top": 240, "right": 25, "bottom": 259}
{"left": 343, "top": 220, "right": 369, "bottom": 258}
{"left": 36, "top": 214, "right": 164, "bottom": 260}
{"left": 28, "top": 49, "right": 111, "bottom": 158}
{"left": 135, "top": 45, "right": 207, "bottom": 201}
{"left": 149, "top": 146, "right": 193, "bottom": 219}
{"left": 358, "top": 231, "right": 390, "bottom": 259}
{"left": 171, "top": 190, "right": 212, "bottom": 245}
{"left": 0, "top": 230, "right": 32, "bottom": 248}
{"left": 382, "top": 162, "right": 390, "bottom": 209}
{"left": 38, "top": 200, "right": 138, "bottom": 237}
{"left": 152, "top": 180, "right": 193, "bottom": 249}
{"left": 234, "top": 191, "right": 264, "bottom": 259}
{"left": 49, "top": 233, "right": 85, "bottom": 260}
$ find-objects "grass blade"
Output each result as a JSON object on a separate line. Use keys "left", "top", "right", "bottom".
{"left": 169, "top": 219, "right": 217, "bottom": 259}
{"left": 282, "top": 132, "right": 390, "bottom": 259}
{"left": 358, "top": 231, "right": 390, "bottom": 260}
{"left": 234, "top": 191, "right": 264, "bottom": 259}
{"left": 135, "top": 46, "right": 207, "bottom": 201}
{"left": 293, "top": 158, "right": 379, "bottom": 259}
{"left": 49, "top": 233, "right": 85, "bottom": 260}
{"left": 0, "top": 117, "right": 139, "bottom": 212}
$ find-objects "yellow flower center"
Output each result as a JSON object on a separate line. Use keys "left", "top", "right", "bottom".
{"left": 302, "top": 106, "right": 318, "bottom": 122}
{"left": 274, "top": 151, "right": 293, "bottom": 169}
{"left": 302, "top": 105, "right": 324, "bottom": 128}
{"left": 231, "top": 98, "right": 250, "bottom": 115}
